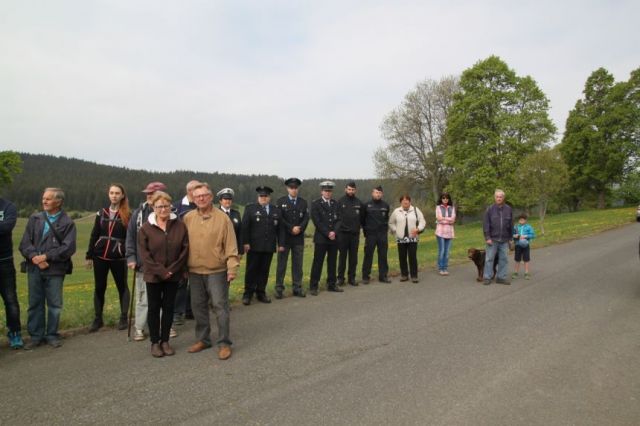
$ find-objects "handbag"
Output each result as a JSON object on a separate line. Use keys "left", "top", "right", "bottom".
{"left": 42, "top": 213, "right": 73, "bottom": 275}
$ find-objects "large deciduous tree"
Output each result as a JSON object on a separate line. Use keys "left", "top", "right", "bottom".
{"left": 560, "top": 67, "right": 640, "bottom": 209}
{"left": 445, "top": 56, "right": 556, "bottom": 213}
{"left": 0, "top": 151, "right": 22, "bottom": 188}
{"left": 375, "top": 76, "right": 459, "bottom": 205}
{"left": 514, "top": 147, "right": 569, "bottom": 235}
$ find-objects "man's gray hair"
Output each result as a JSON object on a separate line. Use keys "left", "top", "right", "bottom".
{"left": 186, "top": 180, "right": 201, "bottom": 192}
{"left": 44, "top": 187, "right": 65, "bottom": 203}
{"left": 494, "top": 189, "right": 505, "bottom": 197}
{"left": 192, "top": 182, "right": 212, "bottom": 195}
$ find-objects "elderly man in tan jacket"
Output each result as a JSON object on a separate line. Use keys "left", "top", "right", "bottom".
{"left": 183, "top": 182, "right": 239, "bottom": 360}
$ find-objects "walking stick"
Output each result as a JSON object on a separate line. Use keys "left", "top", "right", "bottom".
{"left": 127, "top": 268, "right": 136, "bottom": 342}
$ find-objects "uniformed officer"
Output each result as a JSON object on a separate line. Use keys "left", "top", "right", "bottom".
{"left": 309, "top": 181, "right": 343, "bottom": 295}
{"left": 275, "top": 178, "right": 309, "bottom": 298}
{"left": 361, "top": 185, "right": 391, "bottom": 284}
{"left": 336, "top": 181, "right": 363, "bottom": 286}
{"left": 217, "top": 188, "right": 243, "bottom": 256}
{"left": 241, "top": 186, "right": 279, "bottom": 305}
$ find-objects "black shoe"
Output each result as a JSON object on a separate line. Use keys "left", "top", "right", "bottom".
{"left": 293, "top": 290, "right": 306, "bottom": 298}
{"left": 496, "top": 278, "right": 511, "bottom": 285}
{"left": 483, "top": 279, "right": 492, "bottom": 285}
{"left": 256, "top": 294, "right": 272, "bottom": 303}
{"left": 309, "top": 289, "right": 318, "bottom": 296}
{"left": 48, "top": 338, "right": 63, "bottom": 348}
{"left": 362, "top": 278, "right": 370, "bottom": 285}
{"left": 274, "top": 291, "right": 283, "bottom": 300}
{"left": 411, "top": 277, "right": 419, "bottom": 283}
{"left": 400, "top": 276, "right": 409, "bottom": 282}
{"left": 89, "top": 318, "right": 103, "bottom": 333}
{"left": 327, "top": 286, "right": 344, "bottom": 292}
{"left": 242, "top": 296, "right": 251, "bottom": 305}
{"left": 348, "top": 281, "right": 359, "bottom": 286}
{"left": 24, "top": 339, "right": 44, "bottom": 350}
{"left": 379, "top": 277, "right": 392, "bottom": 283}
{"left": 118, "top": 316, "right": 128, "bottom": 330}
{"left": 337, "top": 278, "right": 345, "bottom": 287}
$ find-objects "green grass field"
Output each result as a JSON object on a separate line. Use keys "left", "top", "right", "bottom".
{"left": 1, "top": 207, "right": 636, "bottom": 335}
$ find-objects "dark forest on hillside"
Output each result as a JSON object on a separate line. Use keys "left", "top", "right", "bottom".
{"left": 1, "top": 153, "right": 421, "bottom": 215}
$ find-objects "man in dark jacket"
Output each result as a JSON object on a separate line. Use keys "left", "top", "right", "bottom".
{"left": 217, "top": 188, "right": 243, "bottom": 256}
{"left": 19, "top": 188, "right": 76, "bottom": 349}
{"left": 241, "top": 186, "right": 279, "bottom": 305}
{"left": 361, "top": 186, "right": 391, "bottom": 284}
{"left": 0, "top": 197, "right": 23, "bottom": 349}
{"left": 309, "top": 181, "right": 343, "bottom": 295}
{"left": 482, "top": 189, "right": 513, "bottom": 285}
{"left": 275, "top": 178, "right": 309, "bottom": 298}
{"left": 336, "top": 181, "right": 362, "bottom": 286}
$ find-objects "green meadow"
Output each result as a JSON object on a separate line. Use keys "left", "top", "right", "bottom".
{"left": 1, "top": 207, "right": 636, "bottom": 336}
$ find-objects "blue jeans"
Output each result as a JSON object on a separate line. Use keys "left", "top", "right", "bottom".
{"left": 27, "top": 267, "right": 64, "bottom": 342}
{"left": 436, "top": 237, "right": 452, "bottom": 271}
{"left": 0, "top": 260, "right": 21, "bottom": 332}
{"left": 484, "top": 241, "right": 509, "bottom": 281}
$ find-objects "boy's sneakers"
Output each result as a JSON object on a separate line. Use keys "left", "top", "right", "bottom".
{"left": 133, "top": 329, "right": 146, "bottom": 342}
{"left": 524, "top": 273, "right": 531, "bottom": 280}
{"left": 8, "top": 331, "right": 24, "bottom": 349}
{"left": 170, "top": 328, "right": 178, "bottom": 338}
{"left": 512, "top": 272, "right": 519, "bottom": 279}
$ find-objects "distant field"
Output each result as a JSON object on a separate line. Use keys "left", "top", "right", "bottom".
{"left": 1, "top": 207, "right": 636, "bottom": 336}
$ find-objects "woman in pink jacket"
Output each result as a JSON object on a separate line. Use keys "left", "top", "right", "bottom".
{"left": 435, "top": 192, "right": 456, "bottom": 276}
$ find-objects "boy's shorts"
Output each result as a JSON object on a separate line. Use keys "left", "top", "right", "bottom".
{"left": 514, "top": 244, "right": 530, "bottom": 262}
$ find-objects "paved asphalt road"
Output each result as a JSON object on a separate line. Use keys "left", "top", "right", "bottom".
{"left": 2, "top": 224, "right": 640, "bottom": 425}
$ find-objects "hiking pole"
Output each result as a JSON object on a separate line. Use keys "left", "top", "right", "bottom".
{"left": 127, "top": 268, "right": 136, "bottom": 342}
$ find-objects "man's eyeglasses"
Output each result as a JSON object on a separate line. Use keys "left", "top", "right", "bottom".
{"left": 193, "top": 193, "right": 211, "bottom": 199}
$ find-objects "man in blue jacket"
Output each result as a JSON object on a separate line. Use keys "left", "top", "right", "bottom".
{"left": 482, "top": 189, "right": 513, "bottom": 285}
{"left": 19, "top": 188, "right": 76, "bottom": 349}
{"left": 0, "top": 197, "right": 23, "bottom": 349}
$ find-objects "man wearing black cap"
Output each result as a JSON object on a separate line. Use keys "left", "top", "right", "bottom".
{"left": 309, "top": 181, "right": 343, "bottom": 295}
{"left": 336, "top": 181, "right": 363, "bottom": 287}
{"left": 275, "top": 178, "right": 309, "bottom": 298}
{"left": 361, "top": 185, "right": 391, "bottom": 284}
{"left": 241, "top": 186, "right": 280, "bottom": 305}
{"left": 217, "top": 188, "right": 243, "bottom": 257}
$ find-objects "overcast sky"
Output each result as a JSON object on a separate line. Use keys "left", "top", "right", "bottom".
{"left": 1, "top": 1, "right": 638, "bottom": 179}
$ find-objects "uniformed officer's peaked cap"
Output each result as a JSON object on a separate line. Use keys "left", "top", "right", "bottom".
{"left": 284, "top": 177, "right": 302, "bottom": 188}
{"left": 374, "top": 185, "right": 383, "bottom": 192}
{"left": 216, "top": 188, "right": 234, "bottom": 199}
{"left": 319, "top": 181, "right": 335, "bottom": 190}
{"left": 256, "top": 186, "right": 274, "bottom": 196}
{"left": 346, "top": 181, "right": 357, "bottom": 188}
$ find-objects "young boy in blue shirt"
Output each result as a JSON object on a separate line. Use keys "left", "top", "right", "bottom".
{"left": 512, "top": 213, "right": 535, "bottom": 280}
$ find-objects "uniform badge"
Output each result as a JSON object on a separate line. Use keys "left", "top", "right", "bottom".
{"left": 274, "top": 219, "right": 278, "bottom": 225}
{"left": 233, "top": 218, "right": 238, "bottom": 223}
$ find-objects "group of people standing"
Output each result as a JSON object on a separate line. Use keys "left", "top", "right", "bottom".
{"left": 1, "top": 181, "right": 535, "bottom": 360}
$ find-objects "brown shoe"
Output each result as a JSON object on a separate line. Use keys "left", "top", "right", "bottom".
{"left": 151, "top": 343, "right": 164, "bottom": 358}
{"left": 218, "top": 345, "right": 232, "bottom": 360}
{"left": 187, "top": 341, "right": 211, "bottom": 353}
{"left": 161, "top": 341, "right": 175, "bottom": 356}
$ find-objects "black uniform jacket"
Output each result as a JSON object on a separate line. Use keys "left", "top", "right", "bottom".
{"left": 311, "top": 198, "right": 338, "bottom": 244}
{"left": 276, "top": 195, "right": 309, "bottom": 247}
{"left": 220, "top": 207, "right": 244, "bottom": 255}
{"left": 336, "top": 195, "right": 363, "bottom": 234}
{"left": 241, "top": 203, "right": 279, "bottom": 253}
{"left": 362, "top": 199, "right": 390, "bottom": 236}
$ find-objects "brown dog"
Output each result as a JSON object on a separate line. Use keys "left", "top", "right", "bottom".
{"left": 468, "top": 248, "right": 498, "bottom": 282}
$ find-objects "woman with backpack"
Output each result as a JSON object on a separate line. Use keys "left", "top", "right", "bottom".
{"left": 86, "top": 183, "right": 131, "bottom": 332}
{"left": 435, "top": 192, "right": 456, "bottom": 276}
{"left": 389, "top": 195, "right": 426, "bottom": 283}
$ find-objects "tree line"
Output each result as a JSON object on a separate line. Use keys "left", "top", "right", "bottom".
{"left": 375, "top": 55, "right": 640, "bottom": 232}
{"left": 0, "top": 153, "right": 404, "bottom": 216}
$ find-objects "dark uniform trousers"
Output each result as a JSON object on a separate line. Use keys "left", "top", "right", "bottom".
{"left": 337, "top": 232, "right": 359, "bottom": 283}
{"left": 244, "top": 251, "right": 274, "bottom": 298}
{"left": 275, "top": 244, "right": 304, "bottom": 293}
{"left": 362, "top": 231, "right": 389, "bottom": 280}
{"left": 310, "top": 243, "right": 337, "bottom": 290}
